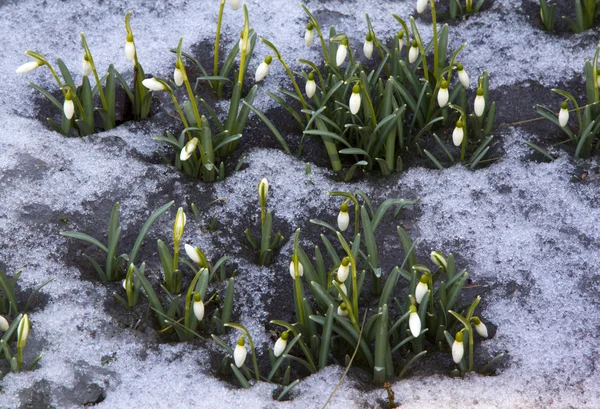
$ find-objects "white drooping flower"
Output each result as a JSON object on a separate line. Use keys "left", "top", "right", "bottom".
{"left": 474, "top": 87, "right": 485, "bottom": 117}
{"left": 274, "top": 331, "right": 288, "bottom": 357}
{"left": 193, "top": 294, "right": 205, "bottom": 322}
{"left": 173, "top": 207, "right": 186, "bottom": 243}
{"left": 16, "top": 60, "right": 42, "bottom": 74}
{"left": 305, "top": 72, "right": 316, "bottom": 98}
{"left": 472, "top": 317, "right": 489, "bottom": 338}
{"left": 337, "top": 257, "right": 350, "bottom": 282}
{"left": 437, "top": 80, "right": 449, "bottom": 107}
{"left": 142, "top": 78, "right": 167, "bottom": 92}
{"left": 289, "top": 257, "right": 304, "bottom": 279}
{"left": 0, "top": 315, "right": 8, "bottom": 332}
{"left": 408, "top": 40, "right": 419, "bottom": 64}
{"left": 255, "top": 56, "right": 272, "bottom": 82}
{"left": 456, "top": 63, "right": 470, "bottom": 88}
{"left": 349, "top": 84, "right": 361, "bottom": 115}
{"left": 63, "top": 91, "right": 75, "bottom": 120}
{"left": 363, "top": 33, "right": 374, "bottom": 59}
{"left": 234, "top": 336, "right": 247, "bottom": 368}
{"left": 337, "top": 201, "right": 350, "bottom": 231}
{"left": 185, "top": 243, "right": 201, "bottom": 264}
{"left": 558, "top": 101, "right": 569, "bottom": 127}
{"left": 452, "top": 331, "right": 465, "bottom": 363}
{"left": 305, "top": 23, "right": 315, "bottom": 47}
{"left": 337, "top": 303, "right": 349, "bottom": 317}
{"left": 408, "top": 305, "right": 421, "bottom": 337}
{"left": 174, "top": 62, "right": 184, "bottom": 87}
{"left": 415, "top": 274, "right": 429, "bottom": 304}
{"left": 452, "top": 120, "right": 464, "bottom": 147}
{"left": 337, "top": 282, "right": 348, "bottom": 300}
{"left": 17, "top": 314, "right": 30, "bottom": 350}
{"left": 82, "top": 55, "right": 93, "bottom": 76}
{"left": 416, "top": 0, "right": 428, "bottom": 13}
{"left": 180, "top": 137, "right": 199, "bottom": 161}
{"left": 430, "top": 251, "right": 448, "bottom": 270}
{"left": 336, "top": 40, "right": 348, "bottom": 67}
{"left": 228, "top": 0, "right": 240, "bottom": 10}
{"left": 397, "top": 31, "right": 404, "bottom": 53}
{"left": 125, "top": 33, "right": 135, "bottom": 62}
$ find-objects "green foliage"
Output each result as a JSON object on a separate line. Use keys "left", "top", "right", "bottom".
{"left": 564, "top": 0, "right": 598, "bottom": 33}
{"left": 449, "top": 0, "right": 487, "bottom": 19}
{"left": 539, "top": 0, "right": 557, "bottom": 31}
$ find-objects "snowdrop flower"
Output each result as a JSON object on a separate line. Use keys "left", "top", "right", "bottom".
{"left": 125, "top": 33, "right": 135, "bottom": 62}
{"left": 228, "top": 0, "right": 240, "bottom": 10}
{"left": 0, "top": 316, "right": 8, "bottom": 332}
{"left": 258, "top": 177, "right": 269, "bottom": 209}
{"left": 408, "top": 40, "right": 419, "bottom": 64}
{"left": 233, "top": 336, "right": 247, "bottom": 368}
{"left": 337, "top": 201, "right": 349, "bottom": 231}
{"left": 17, "top": 314, "right": 30, "bottom": 350}
{"left": 305, "top": 72, "right": 316, "bottom": 98}
{"left": 180, "top": 137, "right": 199, "bottom": 161}
{"left": 558, "top": 101, "right": 569, "bottom": 128}
{"left": 415, "top": 274, "right": 429, "bottom": 304}
{"left": 289, "top": 256, "right": 304, "bottom": 279}
{"left": 474, "top": 86, "right": 485, "bottom": 117}
{"left": 397, "top": 31, "right": 404, "bottom": 53}
{"left": 142, "top": 78, "right": 167, "bottom": 92}
{"left": 193, "top": 294, "right": 205, "bottom": 322}
{"left": 472, "top": 317, "right": 488, "bottom": 338}
{"left": 336, "top": 39, "right": 348, "bottom": 67}
{"left": 437, "top": 80, "right": 449, "bottom": 107}
{"left": 337, "top": 303, "right": 349, "bottom": 317}
{"left": 82, "top": 54, "right": 93, "bottom": 76}
{"left": 174, "top": 61, "right": 184, "bottom": 87}
{"left": 255, "top": 56, "right": 272, "bottom": 82}
{"left": 349, "top": 84, "right": 361, "bottom": 115}
{"left": 305, "top": 22, "right": 315, "bottom": 47}
{"left": 452, "top": 120, "right": 464, "bottom": 147}
{"left": 363, "top": 33, "right": 374, "bottom": 59}
{"left": 239, "top": 32, "right": 248, "bottom": 53}
{"left": 408, "top": 305, "right": 421, "bottom": 337}
{"left": 16, "top": 60, "right": 42, "bottom": 74}
{"left": 430, "top": 251, "right": 447, "bottom": 270}
{"left": 337, "top": 257, "right": 350, "bottom": 282}
{"left": 337, "top": 282, "right": 348, "bottom": 300}
{"left": 63, "top": 91, "right": 75, "bottom": 120}
{"left": 185, "top": 243, "right": 201, "bottom": 264}
{"left": 416, "top": 0, "right": 428, "bottom": 13}
{"left": 452, "top": 331, "right": 465, "bottom": 363}
{"left": 173, "top": 207, "right": 186, "bottom": 243}
{"left": 456, "top": 63, "right": 469, "bottom": 88}
{"left": 274, "top": 331, "right": 288, "bottom": 357}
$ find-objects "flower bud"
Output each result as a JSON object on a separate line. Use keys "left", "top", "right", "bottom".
{"left": 336, "top": 39, "right": 348, "bottom": 67}
{"left": 305, "top": 72, "right": 316, "bottom": 98}
{"left": 82, "top": 54, "right": 93, "bottom": 76}
{"left": 349, "top": 84, "right": 361, "bottom": 115}
{"left": 363, "top": 33, "right": 374, "bottom": 59}
{"left": 337, "top": 201, "right": 349, "bottom": 231}
{"left": 255, "top": 56, "right": 272, "bottom": 82}
{"left": 474, "top": 87, "right": 485, "bottom": 117}
{"left": 397, "top": 31, "right": 404, "bottom": 53}
{"left": 437, "top": 80, "right": 449, "bottom": 107}
{"left": 558, "top": 101, "right": 569, "bottom": 128}
{"left": 305, "top": 22, "right": 315, "bottom": 47}
{"left": 452, "top": 331, "right": 464, "bottom": 363}
{"left": 337, "top": 303, "right": 349, "bottom": 317}
{"left": 63, "top": 91, "right": 75, "bottom": 120}
{"left": 234, "top": 336, "right": 247, "bottom": 368}
{"left": 472, "top": 317, "right": 488, "bottom": 338}
{"left": 173, "top": 207, "right": 186, "bottom": 243}
{"left": 258, "top": 177, "right": 269, "bottom": 210}
{"left": 337, "top": 257, "right": 351, "bottom": 282}
{"left": 415, "top": 274, "right": 429, "bottom": 304}
{"left": 337, "top": 282, "right": 348, "bottom": 300}
{"left": 416, "top": 0, "right": 428, "bottom": 13}
{"left": 16, "top": 60, "right": 42, "bottom": 74}
{"left": 430, "top": 251, "right": 448, "bottom": 270}
{"left": 0, "top": 316, "right": 8, "bottom": 332}
{"left": 289, "top": 256, "right": 304, "bottom": 279}
{"left": 452, "top": 120, "right": 464, "bottom": 147}
{"left": 185, "top": 243, "right": 201, "bottom": 264}
{"left": 142, "top": 78, "right": 167, "bottom": 92}
{"left": 17, "top": 314, "right": 30, "bottom": 350}
{"left": 408, "top": 40, "right": 419, "bottom": 64}
{"left": 125, "top": 33, "right": 135, "bottom": 62}
{"left": 180, "top": 137, "right": 199, "bottom": 161}
{"left": 408, "top": 305, "right": 421, "bottom": 337}
{"left": 274, "top": 331, "right": 288, "bottom": 357}
{"left": 228, "top": 0, "right": 240, "bottom": 10}
{"left": 174, "top": 61, "right": 184, "bottom": 87}
{"left": 456, "top": 63, "right": 470, "bottom": 88}
{"left": 193, "top": 293, "right": 205, "bottom": 322}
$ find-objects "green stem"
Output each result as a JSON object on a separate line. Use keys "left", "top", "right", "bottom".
{"left": 214, "top": 0, "right": 225, "bottom": 89}
{"left": 429, "top": 0, "right": 439, "bottom": 79}
{"left": 80, "top": 34, "right": 108, "bottom": 114}
{"left": 360, "top": 80, "right": 378, "bottom": 129}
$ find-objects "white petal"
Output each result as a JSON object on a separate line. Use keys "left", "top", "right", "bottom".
{"left": 142, "top": 78, "right": 166, "bottom": 91}
{"left": 17, "top": 315, "right": 29, "bottom": 349}
{"left": 174, "top": 68, "right": 184, "bottom": 87}
{"left": 274, "top": 338, "right": 287, "bottom": 357}
{"left": 416, "top": 0, "right": 428, "bottom": 13}
{"left": 16, "top": 61, "right": 40, "bottom": 74}
{"left": 305, "top": 80, "right": 316, "bottom": 98}
{"left": 558, "top": 108, "right": 569, "bottom": 127}
{"left": 408, "top": 46, "right": 419, "bottom": 64}
{"left": 185, "top": 244, "right": 201, "bottom": 263}
{"left": 452, "top": 126, "right": 464, "bottom": 147}
{"left": 305, "top": 29, "right": 314, "bottom": 47}
{"left": 234, "top": 344, "right": 247, "bottom": 368}
{"left": 0, "top": 316, "right": 9, "bottom": 332}
{"left": 349, "top": 92, "right": 361, "bottom": 115}
{"left": 363, "top": 41, "right": 373, "bottom": 59}
{"left": 336, "top": 44, "right": 347, "bottom": 67}
{"left": 63, "top": 99, "right": 75, "bottom": 120}
{"left": 475, "top": 322, "right": 489, "bottom": 338}
{"left": 337, "top": 305, "right": 349, "bottom": 317}
{"left": 437, "top": 88, "right": 449, "bottom": 107}
{"left": 337, "top": 211, "right": 349, "bottom": 232}
{"left": 474, "top": 95, "right": 485, "bottom": 117}
{"left": 82, "top": 60, "right": 93, "bottom": 76}
{"left": 228, "top": 0, "right": 240, "bottom": 10}
{"left": 398, "top": 38, "right": 404, "bottom": 53}
{"left": 337, "top": 264, "right": 349, "bottom": 282}
{"left": 458, "top": 70, "right": 470, "bottom": 88}
{"left": 125, "top": 41, "right": 135, "bottom": 62}
{"left": 415, "top": 282, "right": 428, "bottom": 304}
{"left": 452, "top": 340, "right": 464, "bottom": 363}
{"left": 409, "top": 312, "right": 421, "bottom": 337}
{"left": 255, "top": 62, "right": 269, "bottom": 82}
{"left": 193, "top": 300, "right": 205, "bottom": 321}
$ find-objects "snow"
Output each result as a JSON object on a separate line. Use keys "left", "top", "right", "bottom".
{"left": 0, "top": 0, "right": 599, "bottom": 408}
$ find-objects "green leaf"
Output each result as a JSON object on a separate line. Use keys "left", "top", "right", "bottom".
{"left": 129, "top": 201, "right": 174, "bottom": 266}
{"left": 60, "top": 232, "right": 108, "bottom": 253}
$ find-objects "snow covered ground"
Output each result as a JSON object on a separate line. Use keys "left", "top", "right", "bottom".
{"left": 0, "top": 0, "right": 599, "bottom": 407}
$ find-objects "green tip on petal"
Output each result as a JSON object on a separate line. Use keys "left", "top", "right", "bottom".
{"left": 352, "top": 84, "right": 360, "bottom": 93}
{"left": 411, "top": 40, "right": 418, "bottom": 47}
{"left": 472, "top": 316, "right": 481, "bottom": 325}
{"left": 307, "top": 22, "right": 314, "bottom": 30}
{"left": 126, "top": 32, "right": 134, "bottom": 42}
{"left": 409, "top": 305, "right": 417, "bottom": 313}
{"left": 456, "top": 120, "right": 463, "bottom": 128}
{"left": 398, "top": 31, "right": 404, "bottom": 39}
{"left": 561, "top": 100, "right": 568, "bottom": 109}
{"left": 308, "top": 72, "right": 314, "bottom": 80}
{"left": 340, "top": 201, "right": 349, "bottom": 212}
{"left": 237, "top": 336, "right": 245, "bottom": 346}
{"left": 264, "top": 55, "right": 273, "bottom": 64}
{"left": 366, "top": 32, "right": 373, "bottom": 41}
{"left": 455, "top": 331, "right": 463, "bottom": 342}
{"left": 441, "top": 80, "right": 448, "bottom": 89}
{"left": 341, "top": 256, "right": 350, "bottom": 267}
{"left": 477, "top": 87, "right": 484, "bottom": 96}
{"left": 419, "top": 274, "right": 429, "bottom": 284}
{"left": 341, "top": 38, "right": 349, "bottom": 46}
{"left": 281, "top": 331, "right": 289, "bottom": 341}
{"left": 193, "top": 293, "right": 201, "bottom": 302}
{"left": 456, "top": 62, "right": 464, "bottom": 71}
